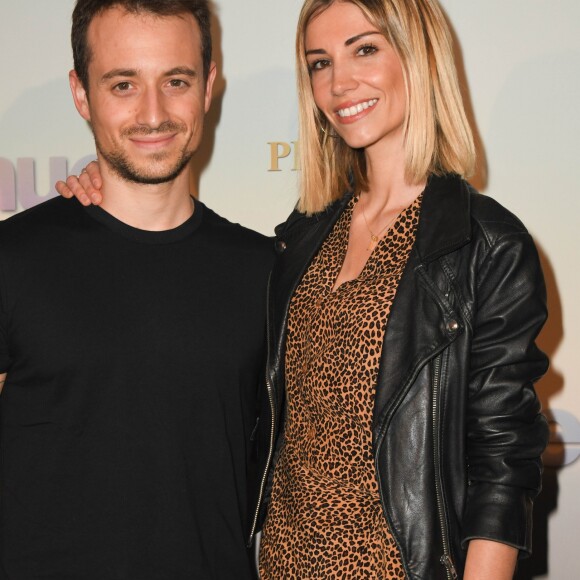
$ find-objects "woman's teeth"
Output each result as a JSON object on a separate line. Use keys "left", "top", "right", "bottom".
{"left": 337, "top": 99, "right": 378, "bottom": 118}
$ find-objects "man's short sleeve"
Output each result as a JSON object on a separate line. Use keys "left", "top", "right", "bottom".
{"left": 0, "top": 283, "right": 10, "bottom": 373}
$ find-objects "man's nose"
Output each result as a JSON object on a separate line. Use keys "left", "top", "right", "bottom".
{"left": 135, "top": 87, "right": 170, "bottom": 129}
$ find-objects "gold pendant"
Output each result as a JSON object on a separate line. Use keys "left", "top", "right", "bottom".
{"left": 367, "top": 234, "right": 378, "bottom": 251}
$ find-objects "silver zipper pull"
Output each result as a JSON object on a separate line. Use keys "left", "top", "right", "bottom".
{"left": 440, "top": 554, "right": 458, "bottom": 579}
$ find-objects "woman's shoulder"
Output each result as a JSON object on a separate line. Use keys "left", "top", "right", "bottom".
{"left": 427, "top": 173, "right": 531, "bottom": 243}
{"left": 465, "top": 184, "right": 531, "bottom": 246}
{"left": 274, "top": 193, "right": 353, "bottom": 240}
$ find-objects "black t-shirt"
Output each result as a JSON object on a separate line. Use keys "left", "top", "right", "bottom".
{"left": 0, "top": 197, "right": 273, "bottom": 579}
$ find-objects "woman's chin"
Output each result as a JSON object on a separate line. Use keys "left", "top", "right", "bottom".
{"left": 336, "top": 133, "right": 370, "bottom": 150}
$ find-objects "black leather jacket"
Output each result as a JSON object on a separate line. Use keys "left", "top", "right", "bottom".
{"left": 250, "top": 174, "right": 549, "bottom": 579}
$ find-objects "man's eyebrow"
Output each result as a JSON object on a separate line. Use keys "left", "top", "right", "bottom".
{"left": 305, "top": 31, "right": 382, "bottom": 56}
{"left": 100, "top": 67, "right": 198, "bottom": 83}
{"left": 100, "top": 69, "right": 138, "bottom": 83}
{"left": 164, "top": 67, "right": 197, "bottom": 78}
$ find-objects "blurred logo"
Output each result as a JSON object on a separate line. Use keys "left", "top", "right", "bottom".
{"left": 544, "top": 409, "right": 580, "bottom": 468}
{"left": 268, "top": 141, "right": 299, "bottom": 172}
{"left": 0, "top": 155, "right": 96, "bottom": 212}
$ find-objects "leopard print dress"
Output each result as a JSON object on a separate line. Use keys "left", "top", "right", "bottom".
{"left": 259, "top": 194, "right": 422, "bottom": 579}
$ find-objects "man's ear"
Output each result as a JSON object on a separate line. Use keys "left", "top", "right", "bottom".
{"left": 204, "top": 61, "right": 217, "bottom": 113}
{"left": 69, "top": 70, "right": 91, "bottom": 122}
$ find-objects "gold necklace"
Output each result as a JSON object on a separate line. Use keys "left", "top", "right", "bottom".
{"left": 358, "top": 194, "right": 399, "bottom": 252}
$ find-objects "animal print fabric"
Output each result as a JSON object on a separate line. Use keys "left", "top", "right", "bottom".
{"left": 259, "top": 194, "right": 422, "bottom": 579}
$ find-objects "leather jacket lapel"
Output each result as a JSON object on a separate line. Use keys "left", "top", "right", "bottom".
{"left": 269, "top": 193, "right": 353, "bottom": 414}
{"left": 372, "top": 175, "right": 472, "bottom": 435}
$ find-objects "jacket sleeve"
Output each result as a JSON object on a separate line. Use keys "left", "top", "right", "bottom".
{"left": 461, "top": 230, "right": 549, "bottom": 555}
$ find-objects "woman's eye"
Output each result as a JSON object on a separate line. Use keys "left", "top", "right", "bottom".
{"left": 357, "top": 44, "right": 378, "bottom": 56}
{"left": 309, "top": 59, "right": 330, "bottom": 72}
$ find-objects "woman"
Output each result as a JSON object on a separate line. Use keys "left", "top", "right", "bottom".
{"left": 59, "top": 1, "right": 549, "bottom": 577}
{"left": 252, "top": 1, "right": 548, "bottom": 578}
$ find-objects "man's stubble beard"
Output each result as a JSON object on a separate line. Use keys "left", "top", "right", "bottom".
{"left": 94, "top": 121, "right": 197, "bottom": 185}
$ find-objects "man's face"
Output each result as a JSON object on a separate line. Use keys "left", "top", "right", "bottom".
{"left": 70, "top": 7, "right": 216, "bottom": 185}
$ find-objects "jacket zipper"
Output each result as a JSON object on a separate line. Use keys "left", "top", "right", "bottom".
{"left": 248, "top": 273, "right": 276, "bottom": 547}
{"left": 432, "top": 354, "right": 458, "bottom": 580}
{"left": 247, "top": 376, "right": 275, "bottom": 546}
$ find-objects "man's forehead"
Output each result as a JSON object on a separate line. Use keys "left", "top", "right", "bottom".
{"left": 87, "top": 6, "right": 200, "bottom": 44}
{"left": 86, "top": 7, "right": 202, "bottom": 67}
{"left": 91, "top": 5, "right": 193, "bottom": 24}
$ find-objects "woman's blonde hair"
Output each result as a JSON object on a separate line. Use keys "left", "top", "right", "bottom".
{"left": 296, "top": 0, "right": 476, "bottom": 214}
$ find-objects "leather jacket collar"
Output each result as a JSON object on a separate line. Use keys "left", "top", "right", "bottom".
{"left": 276, "top": 174, "right": 472, "bottom": 261}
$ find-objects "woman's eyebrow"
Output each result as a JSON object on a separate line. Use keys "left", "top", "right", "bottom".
{"left": 305, "top": 31, "right": 382, "bottom": 56}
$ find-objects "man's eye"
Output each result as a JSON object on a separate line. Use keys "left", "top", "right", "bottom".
{"left": 114, "top": 82, "right": 132, "bottom": 91}
{"left": 169, "top": 79, "right": 188, "bottom": 88}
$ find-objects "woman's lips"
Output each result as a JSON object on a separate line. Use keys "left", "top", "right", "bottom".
{"left": 335, "top": 98, "right": 378, "bottom": 124}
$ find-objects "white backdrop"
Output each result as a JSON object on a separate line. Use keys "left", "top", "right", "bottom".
{"left": 1, "top": 1, "right": 579, "bottom": 577}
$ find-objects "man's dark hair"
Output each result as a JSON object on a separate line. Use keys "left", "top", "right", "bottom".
{"left": 72, "top": 0, "right": 212, "bottom": 89}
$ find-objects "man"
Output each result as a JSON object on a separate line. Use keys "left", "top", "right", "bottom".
{"left": 0, "top": 1, "right": 272, "bottom": 578}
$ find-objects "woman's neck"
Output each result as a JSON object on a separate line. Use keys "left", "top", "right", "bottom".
{"left": 362, "top": 142, "right": 425, "bottom": 213}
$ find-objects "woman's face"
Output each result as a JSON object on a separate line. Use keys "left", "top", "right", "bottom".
{"left": 305, "top": 1, "right": 407, "bottom": 154}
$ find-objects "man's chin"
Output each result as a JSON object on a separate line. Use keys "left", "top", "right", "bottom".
{"left": 119, "top": 170, "right": 184, "bottom": 186}
{"left": 104, "top": 155, "right": 192, "bottom": 186}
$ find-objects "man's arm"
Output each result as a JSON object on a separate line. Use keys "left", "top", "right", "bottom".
{"left": 0, "top": 372, "right": 6, "bottom": 395}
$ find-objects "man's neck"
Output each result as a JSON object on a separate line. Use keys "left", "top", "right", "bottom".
{"left": 98, "top": 168, "right": 194, "bottom": 232}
